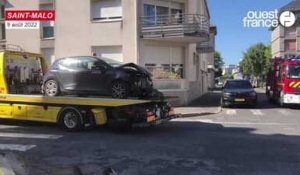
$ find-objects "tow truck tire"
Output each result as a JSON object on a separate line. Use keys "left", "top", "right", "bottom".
{"left": 58, "top": 107, "right": 83, "bottom": 131}
{"left": 44, "top": 79, "right": 60, "bottom": 96}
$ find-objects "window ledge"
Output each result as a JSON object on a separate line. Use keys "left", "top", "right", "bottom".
{"left": 91, "top": 18, "right": 122, "bottom": 23}
{"left": 41, "top": 37, "right": 55, "bottom": 40}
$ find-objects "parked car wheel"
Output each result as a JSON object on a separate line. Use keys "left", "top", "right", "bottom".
{"left": 111, "top": 81, "right": 129, "bottom": 99}
{"left": 58, "top": 107, "right": 83, "bottom": 131}
{"left": 44, "top": 79, "right": 60, "bottom": 96}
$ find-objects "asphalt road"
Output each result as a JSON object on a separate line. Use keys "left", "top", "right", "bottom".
{"left": 1, "top": 89, "right": 300, "bottom": 175}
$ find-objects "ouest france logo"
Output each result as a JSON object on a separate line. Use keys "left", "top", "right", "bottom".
{"left": 243, "top": 9, "right": 296, "bottom": 28}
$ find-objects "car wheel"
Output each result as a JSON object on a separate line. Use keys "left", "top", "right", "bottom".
{"left": 58, "top": 107, "right": 83, "bottom": 131}
{"left": 111, "top": 81, "right": 129, "bottom": 99}
{"left": 44, "top": 79, "right": 60, "bottom": 96}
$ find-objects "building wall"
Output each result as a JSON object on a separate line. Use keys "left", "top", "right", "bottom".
{"left": 55, "top": 0, "right": 91, "bottom": 58}
{"left": 272, "top": 22, "right": 300, "bottom": 58}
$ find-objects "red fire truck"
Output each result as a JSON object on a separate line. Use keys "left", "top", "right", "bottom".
{"left": 266, "top": 57, "right": 300, "bottom": 106}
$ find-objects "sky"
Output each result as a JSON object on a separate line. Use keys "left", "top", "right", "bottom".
{"left": 207, "top": 0, "right": 291, "bottom": 65}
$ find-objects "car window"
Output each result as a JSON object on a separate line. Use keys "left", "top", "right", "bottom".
{"left": 58, "top": 57, "right": 97, "bottom": 71}
{"left": 225, "top": 81, "right": 252, "bottom": 89}
{"left": 100, "top": 57, "right": 123, "bottom": 67}
{"left": 287, "top": 65, "right": 300, "bottom": 79}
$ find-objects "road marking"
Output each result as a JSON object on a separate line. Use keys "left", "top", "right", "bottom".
{"left": 225, "top": 109, "right": 237, "bottom": 115}
{"left": 0, "top": 133, "right": 63, "bottom": 139}
{"left": 173, "top": 118, "right": 295, "bottom": 126}
{"left": 277, "top": 109, "right": 291, "bottom": 116}
{"left": 250, "top": 110, "right": 264, "bottom": 116}
{"left": 0, "top": 125, "right": 20, "bottom": 129}
{"left": 0, "top": 144, "right": 36, "bottom": 152}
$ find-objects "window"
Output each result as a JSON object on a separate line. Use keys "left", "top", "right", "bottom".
{"left": 1, "top": 23, "right": 5, "bottom": 40}
{"left": 0, "top": 5, "right": 4, "bottom": 19}
{"left": 91, "top": 0, "right": 122, "bottom": 20}
{"left": 284, "top": 40, "right": 296, "bottom": 51}
{"left": 40, "top": 4, "right": 54, "bottom": 38}
{"left": 287, "top": 65, "right": 300, "bottom": 79}
{"left": 156, "top": 6, "right": 169, "bottom": 24}
{"left": 42, "top": 26, "right": 54, "bottom": 38}
{"left": 5, "top": 56, "right": 43, "bottom": 94}
{"left": 144, "top": 46, "right": 184, "bottom": 79}
{"left": 143, "top": 4, "right": 155, "bottom": 26}
{"left": 171, "top": 9, "right": 183, "bottom": 24}
{"left": 145, "top": 64, "right": 183, "bottom": 79}
{"left": 142, "top": 3, "right": 183, "bottom": 26}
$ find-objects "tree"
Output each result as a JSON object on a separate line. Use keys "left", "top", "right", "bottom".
{"left": 214, "top": 51, "right": 224, "bottom": 77}
{"left": 240, "top": 43, "right": 272, "bottom": 81}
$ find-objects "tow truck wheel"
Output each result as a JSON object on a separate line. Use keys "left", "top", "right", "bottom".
{"left": 58, "top": 107, "right": 83, "bottom": 131}
{"left": 44, "top": 79, "right": 60, "bottom": 96}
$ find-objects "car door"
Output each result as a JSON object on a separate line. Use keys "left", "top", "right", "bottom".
{"left": 55, "top": 58, "right": 90, "bottom": 92}
{"left": 88, "top": 59, "right": 115, "bottom": 95}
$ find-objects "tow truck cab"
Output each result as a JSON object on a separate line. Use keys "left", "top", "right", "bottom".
{"left": 0, "top": 47, "right": 176, "bottom": 131}
{"left": 266, "top": 57, "right": 300, "bottom": 105}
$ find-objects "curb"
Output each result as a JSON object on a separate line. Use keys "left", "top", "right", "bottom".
{"left": 175, "top": 106, "right": 222, "bottom": 118}
{"left": 0, "top": 152, "right": 27, "bottom": 175}
{"left": 0, "top": 153, "right": 15, "bottom": 175}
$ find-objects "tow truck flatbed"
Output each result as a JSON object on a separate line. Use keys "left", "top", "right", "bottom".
{"left": 0, "top": 94, "right": 151, "bottom": 107}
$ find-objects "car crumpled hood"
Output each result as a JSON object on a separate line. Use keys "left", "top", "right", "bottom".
{"left": 119, "top": 63, "right": 151, "bottom": 76}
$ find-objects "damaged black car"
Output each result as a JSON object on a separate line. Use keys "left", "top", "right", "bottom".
{"left": 42, "top": 56, "right": 157, "bottom": 99}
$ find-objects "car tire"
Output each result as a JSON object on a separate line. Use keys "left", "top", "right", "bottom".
{"left": 111, "top": 81, "right": 129, "bottom": 99}
{"left": 44, "top": 79, "right": 60, "bottom": 96}
{"left": 58, "top": 107, "right": 83, "bottom": 131}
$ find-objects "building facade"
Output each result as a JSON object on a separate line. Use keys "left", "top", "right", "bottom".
{"left": 271, "top": 0, "right": 300, "bottom": 58}
{"left": 0, "top": 0, "right": 216, "bottom": 105}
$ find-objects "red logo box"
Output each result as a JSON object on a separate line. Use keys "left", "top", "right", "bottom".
{"left": 5, "top": 10, "right": 55, "bottom": 21}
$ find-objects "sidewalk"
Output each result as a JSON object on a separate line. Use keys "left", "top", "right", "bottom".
{"left": 175, "top": 90, "right": 222, "bottom": 117}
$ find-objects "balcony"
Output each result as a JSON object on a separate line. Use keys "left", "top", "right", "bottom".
{"left": 140, "top": 14, "right": 209, "bottom": 43}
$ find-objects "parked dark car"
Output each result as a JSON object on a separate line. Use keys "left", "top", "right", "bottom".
{"left": 42, "top": 56, "right": 155, "bottom": 99}
{"left": 221, "top": 80, "right": 257, "bottom": 107}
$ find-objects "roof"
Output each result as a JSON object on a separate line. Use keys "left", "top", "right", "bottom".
{"left": 280, "top": 0, "right": 300, "bottom": 12}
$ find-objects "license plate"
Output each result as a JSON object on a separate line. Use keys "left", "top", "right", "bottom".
{"left": 147, "top": 116, "right": 156, "bottom": 122}
{"left": 234, "top": 98, "right": 245, "bottom": 102}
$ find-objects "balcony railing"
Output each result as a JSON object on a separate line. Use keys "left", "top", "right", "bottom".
{"left": 140, "top": 14, "right": 209, "bottom": 40}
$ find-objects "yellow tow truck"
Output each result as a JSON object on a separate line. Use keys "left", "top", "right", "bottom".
{"left": 0, "top": 45, "right": 175, "bottom": 131}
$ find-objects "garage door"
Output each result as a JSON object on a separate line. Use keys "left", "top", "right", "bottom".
{"left": 92, "top": 46, "right": 123, "bottom": 62}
